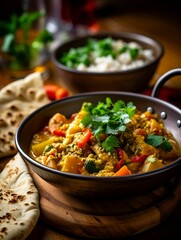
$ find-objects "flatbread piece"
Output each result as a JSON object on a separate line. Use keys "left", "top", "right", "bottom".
{"left": 0, "top": 72, "right": 50, "bottom": 158}
{"left": 0, "top": 153, "right": 40, "bottom": 240}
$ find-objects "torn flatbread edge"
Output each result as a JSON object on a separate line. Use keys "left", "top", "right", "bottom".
{"left": 0, "top": 153, "right": 40, "bottom": 240}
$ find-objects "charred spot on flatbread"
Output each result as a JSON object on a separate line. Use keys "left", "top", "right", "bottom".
{"left": 0, "top": 119, "right": 7, "bottom": 127}
{"left": 10, "top": 105, "right": 19, "bottom": 111}
{"left": 5, "top": 89, "right": 14, "bottom": 95}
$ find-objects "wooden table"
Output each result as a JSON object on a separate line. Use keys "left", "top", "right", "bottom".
{"left": 0, "top": 3, "right": 181, "bottom": 240}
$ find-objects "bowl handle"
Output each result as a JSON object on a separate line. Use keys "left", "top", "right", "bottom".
{"left": 151, "top": 68, "right": 181, "bottom": 98}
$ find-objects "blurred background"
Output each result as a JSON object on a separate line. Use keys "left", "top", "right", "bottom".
{"left": 0, "top": 0, "right": 180, "bottom": 92}
{"left": 0, "top": 0, "right": 180, "bottom": 49}
{"left": 0, "top": 0, "right": 180, "bottom": 25}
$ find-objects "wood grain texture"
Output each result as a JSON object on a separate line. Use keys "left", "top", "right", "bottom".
{"left": 30, "top": 168, "right": 181, "bottom": 239}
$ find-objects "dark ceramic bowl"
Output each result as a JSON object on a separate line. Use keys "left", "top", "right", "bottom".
{"left": 51, "top": 32, "right": 164, "bottom": 93}
{"left": 15, "top": 70, "right": 181, "bottom": 198}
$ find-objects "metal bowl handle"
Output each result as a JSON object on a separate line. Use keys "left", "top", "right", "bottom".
{"left": 151, "top": 68, "right": 181, "bottom": 98}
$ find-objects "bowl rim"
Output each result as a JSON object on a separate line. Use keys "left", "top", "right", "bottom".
{"left": 51, "top": 31, "right": 164, "bottom": 75}
{"left": 15, "top": 91, "right": 181, "bottom": 181}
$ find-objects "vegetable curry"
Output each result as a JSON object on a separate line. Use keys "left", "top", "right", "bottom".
{"left": 30, "top": 98, "right": 180, "bottom": 176}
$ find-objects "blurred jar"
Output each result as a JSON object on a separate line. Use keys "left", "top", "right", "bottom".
{"left": 45, "top": 0, "right": 97, "bottom": 38}
{"left": 20, "top": 0, "right": 48, "bottom": 71}
{"left": 22, "top": 0, "right": 46, "bottom": 29}
{"left": 0, "top": 0, "right": 52, "bottom": 80}
{"left": 45, "top": 0, "right": 62, "bottom": 36}
{"left": 60, "top": 0, "right": 97, "bottom": 34}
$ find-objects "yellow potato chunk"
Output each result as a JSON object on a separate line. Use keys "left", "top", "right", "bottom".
{"left": 61, "top": 155, "right": 83, "bottom": 174}
{"left": 150, "top": 119, "right": 162, "bottom": 132}
{"left": 136, "top": 136, "right": 158, "bottom": 156}
{"left": 31, "top": 137, "right": 56, "bottom": 156}
{"left": 142, "top": 156, "right": 164, "bottom": 172}
{"left": 66, "top": 110, "right": 86, "bottom": 135}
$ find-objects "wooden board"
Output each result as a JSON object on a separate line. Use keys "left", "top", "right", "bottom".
{"left": 30, "top": 169, "right": 181, "bottom": 239}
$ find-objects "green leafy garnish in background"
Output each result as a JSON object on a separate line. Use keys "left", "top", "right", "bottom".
{"left": 119, "top": 44, "right": 140, "bottom": 60}
{"left": 81, "top": 97, "right": 136, "bottom": 152}
{"left": 0, "top": 11, "right": 54, "bottom": 70}
{"left": 145, "top": 134, "right": 173, "bottom": 152}
{"left": 59, "top": 37, "right": 141, "bottom": 69}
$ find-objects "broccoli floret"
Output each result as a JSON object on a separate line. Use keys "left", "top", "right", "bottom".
{"left": 43, "top": 144, "right": 54, "bottom": 155}
{"left": 84, "top": 159, "right": 100, "bottom": 174}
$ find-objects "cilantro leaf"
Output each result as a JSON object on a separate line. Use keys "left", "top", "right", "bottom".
{"left": 81, "top": 114, "right": 92, "bottom": 127}
{"left": 113, "top": 99, "right": 125, "bottom": 111}
{"left": 106, "top": 123, "right": 120, "bottom": 135}
{"left": 147, "top": 155, "right": 156, "bottom": 163}
{"left": 102, "top": 136, "right": 120, "bottom": 153}
{"left": 119, "top": 44, "right": 140, "bottom": 60}
{"left": 92, "top": 115, "right": 110, "bottom": 123}
{"left": 161, "top": 138, "right": 173, "bottom": 152}
{"left": 145, "top": 134, "right": 172, "bottom": 152}
{"left": 129, "top": 48, "right": 139, "bottom": 60}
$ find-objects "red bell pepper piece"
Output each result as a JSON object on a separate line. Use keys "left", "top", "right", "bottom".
{"left": 71, "top": 113, "right": 78, "bottom": 120}
{"left": 134, "top": 128, "right": 146, "bottom": 136}
{"left": 52, "top": 129, "right": 66, "bottom": 137}
{"left": 117, "top": 147, "right": 124, "bottom": 159}
{"left": 77, "top": 129, "right": 92, "bottom": 148}
{"left": 44, "top": 84, "right": 60, "bottom": 100}
{"left": 55, "top": 87, "right": 69, "bottom": 100}
{"left": 131, "top": 155, "right": 148, "bottom": 163}
{"left": 115, "top": 147, "right": 124, "bottom": 171}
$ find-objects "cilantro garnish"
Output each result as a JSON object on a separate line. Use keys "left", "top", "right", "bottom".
{"left": 81, "top": 97, "right": 136, "bottom": 152}
{"left": 119, "top": 44, "right": 140, "bottom": 60}
{"left": 102, "top": 135, "right": 120, "bottom": 153}
{"left": 145, "top": 134, "right": 172, "bottom": 152}
{"left": 147, "top": 155, "right": 156, "bottom": 163}
{"left": 43, "top": 144, "right": 54, "bottom": 155}
{"left": 59, "top": 38, "right": 141, "bottom": 68}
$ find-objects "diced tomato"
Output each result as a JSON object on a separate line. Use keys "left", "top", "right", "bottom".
{"left": 71, "top": 113, "right": 78, "bottom": 120}
{"left": 134, "top": 128, "right": 146, "bottom": 136}
{"left": 131, "top": 155, "right": 148, "bottom": 163}
{"left": 115, "top": 147, "right": 124, "bottom": 171}
{"left": 44, "top": 84, "right": 69, "bottom": 100}
{"left": 52, "top": 129, "right": 66, "bottom": 137}
{"left": 44, "top": 84, "right": 60, "bottom": 100}
{"left": 77, "top": 129, "right": 92, "bottom": 148}
{"left": 88, "top": 23, "right": 100, "bottom": 33}
{"left": 43, "top": 126, "right": 49, "bottom": 132}
{"left": 55, "top": 88, "right": 69, "bottom": 100}
{"left": 117, "top": 147, "right": 124, "bottom": 160}
{"left": 115, "top": 159, "right": 123, "bottom": 172}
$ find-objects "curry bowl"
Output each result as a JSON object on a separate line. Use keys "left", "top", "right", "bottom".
{"left": 15, "top": 69, "right": 181, "bottom": 198}
{"left": 51, "top": 32, "right": 164, "bottom": 93}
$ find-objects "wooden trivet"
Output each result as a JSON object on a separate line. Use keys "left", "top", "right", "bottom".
{"left": 31, "top": 170, "right": 181, "bottom": 239}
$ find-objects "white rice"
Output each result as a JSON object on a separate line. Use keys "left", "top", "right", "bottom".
{"left": 76, "top": 39, "right": 154, "bottom": 72}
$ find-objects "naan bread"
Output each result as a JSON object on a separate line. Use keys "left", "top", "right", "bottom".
{"left": 0, "top": 153, "right": 40, "bottom": 240}
{"left": 0, "top": 72, "right": 50, "bottom": 158}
